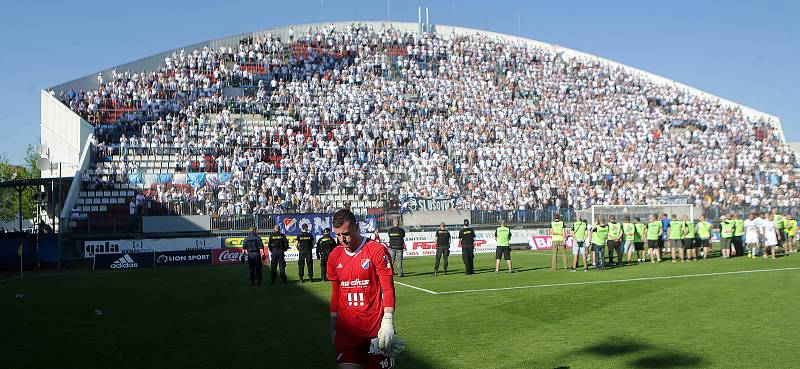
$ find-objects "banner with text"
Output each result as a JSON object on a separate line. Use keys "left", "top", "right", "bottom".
{"left": 84, "top": 237, "right": 217, "bottom": 258}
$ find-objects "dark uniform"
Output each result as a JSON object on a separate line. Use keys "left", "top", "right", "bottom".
{"left": 434, "top": 228, "right": 451, "bottom": 275}
{"left": 387, "top": 226, "right": 406, "bottom": 276}
{"left": 269, "top": 230, "right": 289, "bottom": 284}
{"left": 459, "top": 226, "right": 476, "bottom": 274}
{"left": 297, "top": 230, "right": 315, "bottom": 282}
{"left": 243, "top": 233, "right": 264, "bottom": 285}
{"left": 316, "top": 233, "right": 337, "bottom": 281}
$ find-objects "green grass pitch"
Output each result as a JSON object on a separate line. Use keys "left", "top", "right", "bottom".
{"left": 2, "top": 250, "right": 799, "bottom": 369}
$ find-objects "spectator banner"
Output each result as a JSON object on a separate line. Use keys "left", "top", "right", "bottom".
{"left": 127, "top": 172, "right": 143, "bottom": 185}
{"left": 84, "top": 237, "right": 218, "bottom": 258}
{"left": 93, "top": 252, "right": 154, "bottom": 270}
{"left": 273, "top": 214, "right": 377, "bottom": 237}
{"left": 154, "top": 249, "right": 212, "bottom": 267}
{"left": 157, "top": 173, "right": 173, "bottom": 183}
{"left": 402, "top": 197, "right": 464, "bottom": 213}
{"left": 188, "top": 173, "right": 206, "bottom": 188}
{"left": 206, "top": 173, "right": 232, "bottom": 188}
{"left": 173, "top": 173, "right": 188, "bottom": 185}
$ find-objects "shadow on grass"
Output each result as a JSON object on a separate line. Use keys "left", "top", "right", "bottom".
{"left": 575, "top": 336, "right": 707, "bottom": 368}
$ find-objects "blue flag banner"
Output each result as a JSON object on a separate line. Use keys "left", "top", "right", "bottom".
{"left": 188, "top": 173, "right": 206, "bottom": 188}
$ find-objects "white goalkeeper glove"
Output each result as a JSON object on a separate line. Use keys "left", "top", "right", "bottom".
{"left": 370, "top": 334, "right": 406, "bottom": 357}
{"left": 375, "top": 312, "right": 396, "bottom": 354}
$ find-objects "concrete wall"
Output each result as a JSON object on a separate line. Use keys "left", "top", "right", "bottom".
{"left": 402, "top": 209, "right": 471, "bottom": 227}
{"left": 142, "top": 215, "right": 211, "bottom": 233}
{"left": 39, "top": 91, "right": 94, "bottom": 178}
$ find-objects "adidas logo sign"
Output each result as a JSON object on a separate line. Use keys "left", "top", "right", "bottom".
{"left": 337, "top": 263, "right": 343, "bottom": 269}
{"left": 111, "top": 254, "right": 139, "bottom": 269}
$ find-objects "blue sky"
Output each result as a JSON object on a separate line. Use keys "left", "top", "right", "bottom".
{"left": 0, "top": 0, "right": 797, "bottom": 165}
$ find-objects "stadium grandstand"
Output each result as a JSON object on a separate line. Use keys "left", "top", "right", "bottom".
{"left": 38, "top": 21, "right": 796, "bottom": 233}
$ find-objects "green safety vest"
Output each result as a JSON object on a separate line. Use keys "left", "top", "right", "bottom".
{"left": 787, "top": 219, "right": 797, "bottom": 237}
{"left": 551, "top": 221, "right": 565, "bottom": 242}
{"left": 720, "top": 220, "right": 734, "bottom": 238}
{"left": 634, "top": 223, "right": 646, "bottom": 242}
{"left": 496, "top": 226, "right": 510, "bottom": 247}
{"left": 591, "top": 224, "right": 609, "bottom": 246}
{"left": 734, "top": 219, "right": 745, "bottom": 236}
{"left": 683, "top": 222, "right": 695, "bottom": 239}
{"left": 668, "top": 220, "right": 684, "bottom": 240}
{"left": 622, "top": 223, "right": 635, "bottom": 241}
{"left": 774, "top": 215, "right": 785, "bottom": 231}
{"left": 696, "top": 221, "right": 712, "bottom": 239}
{"left": 646, "top": 221, "right": 662, "bottom": 241}
{"left": 572, "top": 221, "right": 587, "bottom": 241}
{"left": 608, "top": 222, "right": 622, "bottom": 240}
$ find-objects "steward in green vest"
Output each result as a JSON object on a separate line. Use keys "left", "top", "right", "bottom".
{"left": 591, "top": 218, "right": 609, "bottom": 270}
{"left": 646, "top": 215, "right": 663, "bottom": 262}
{"left": 633, "top": 218, "right": 646, "bottom": 263}
{"left": 696, "top": 215, "right": 712, "bottom": 259}
{"left": 606, "top": 216, "right": 623, "bottom": 266}
{"left": 667, "top": 215, "right": 685, "bottom": 262}
{"left": 572, "top": 219, "right": 589, "bottom": 271}
{"left": 681, "top": 215, "right": 696, "bottom": 261}
{"left": 550, "top": 215, "right": 568, "bottom": 270}
{"left": 786, "top": 217, "right": 797, "bottom": 254}
{"left": 495, "top": 220, "right": 512, "bottom": 273}
{"left": 720, "top": 215, "right": 735, "bottom": 258}
{"left": 732, "top": 213, "right": 745, "bottom": 257}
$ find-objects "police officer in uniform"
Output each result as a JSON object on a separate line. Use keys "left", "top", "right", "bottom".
{"left": 243, "top": 226, "right": 265, "bottom": 286}
{"left": 434, "top": 222, "right": 451, "bottom": 276}
{"left": 459, "top": 219, "right": 476, "bottom": 275}
{"left": 316, "top": 228, "right": 337, "bottom": 281}
{"left": 296, "top": 224, "right": 314, "bottom": 283}
{"left": 269, "top": 224, "right": 289, "bottom": 284}
{"left": 388, "top": 218, "right": 406, "bottom": 277}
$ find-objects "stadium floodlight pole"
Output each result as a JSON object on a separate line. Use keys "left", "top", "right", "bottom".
{"left": 418, "top": 6, "right": 422, "bottom": 33}
{"left": 426, "top": 7, "right": 429, "bottom": 32}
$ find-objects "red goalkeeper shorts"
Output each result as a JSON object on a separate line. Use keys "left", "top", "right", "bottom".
{"left": 335, "top": 333, "right": 394, "bottom": 369}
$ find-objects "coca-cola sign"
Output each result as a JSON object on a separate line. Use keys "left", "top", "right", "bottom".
{"left": 212, "top": 248, "right": 246, "bottom": 264}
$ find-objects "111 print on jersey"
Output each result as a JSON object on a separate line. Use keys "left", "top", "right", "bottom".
{"left": 347, "top": 292, "right": 365, "bottom": 306}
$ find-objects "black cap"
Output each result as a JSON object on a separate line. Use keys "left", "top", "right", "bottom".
{"left": 323, "top": 228, "right": 331, "bottom": 233}
{"left": 463, "top": 219, "right": 469, "bottom": 225}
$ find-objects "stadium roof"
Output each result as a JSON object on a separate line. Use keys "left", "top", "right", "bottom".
{"left": 45, "top": 20, "right": 783, "bottom": 139}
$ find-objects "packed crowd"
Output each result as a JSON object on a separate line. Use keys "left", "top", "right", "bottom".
{"left": 58, "top": 23, "right": 798, "bottom": 216}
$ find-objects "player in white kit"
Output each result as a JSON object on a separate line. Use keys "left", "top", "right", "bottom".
{"left": 743, "top": 213, "right": 760, "bottom": 258}
{"left": 761, "top": 214, "right": 779, "bottom": 259}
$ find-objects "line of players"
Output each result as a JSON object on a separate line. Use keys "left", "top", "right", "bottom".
{"left": 242, "top": 209, "right": 798, "bottom": 285}
{"left": 553, "top": 210, "right": 797, "bottom": 272}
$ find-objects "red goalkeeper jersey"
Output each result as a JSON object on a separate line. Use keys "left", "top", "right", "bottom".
{"left": 328, "top": 238, "right": 394, "bottom": 337}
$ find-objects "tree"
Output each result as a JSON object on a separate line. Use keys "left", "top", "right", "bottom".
{"left": 0, "top": 144, "right": 41, "bottom": 224}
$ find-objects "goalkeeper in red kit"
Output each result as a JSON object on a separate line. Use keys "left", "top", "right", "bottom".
{"left": 328, "top": 209, "right": 406, "bottom": 369}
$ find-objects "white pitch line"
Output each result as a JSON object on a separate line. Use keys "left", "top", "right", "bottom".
{"left": 0, "top": 275, "right": 22, "bottom": 283}
{"left": 395, "top": 281, "right": 438, "bottom": 295}
{"left": 435, "top": 266, "right": 800, "bottom": 295}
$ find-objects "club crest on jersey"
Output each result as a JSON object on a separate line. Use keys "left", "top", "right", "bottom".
{"left": 361, "top": 258, "right": 370, "bottom": 269}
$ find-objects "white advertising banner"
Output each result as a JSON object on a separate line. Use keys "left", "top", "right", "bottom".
{"left": 84, "top": 237, "right": 218, "bottom": 258}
